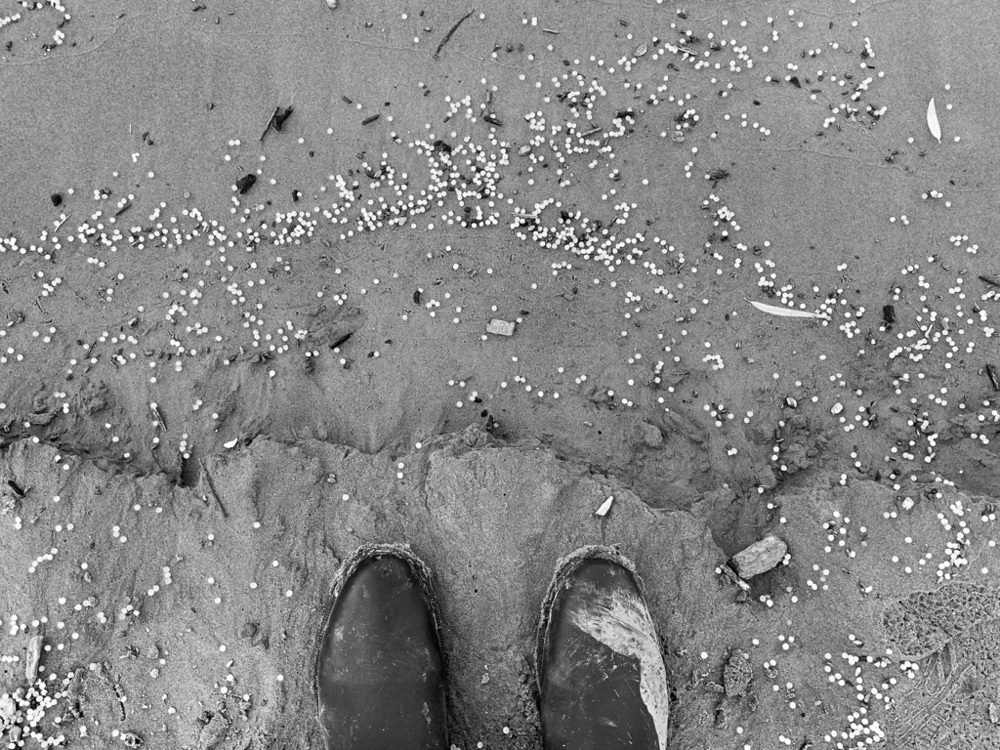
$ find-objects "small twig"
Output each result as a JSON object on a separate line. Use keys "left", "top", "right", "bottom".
{"left": 719, "top": 563, "right": 751, "bottom": 591}
{"left": 54, "top": 214, "right": 70, "bottom": 233}
{"left": 985, "top": 363, "right": 1000, "bottom": 392}
{"left": 199, "top": 460, "right": 228, "bottom": 519}
{"left": 978, "top": 275, "right": 1000, "bottom": 289}
{"left": 433, "top": 8, "right": 475, "bottom": 60}
{"left": 259, "top": 106, "right": 279, "bottom": 143}
{"left": 149, "top": 402, "right": 166, "bottom": 431}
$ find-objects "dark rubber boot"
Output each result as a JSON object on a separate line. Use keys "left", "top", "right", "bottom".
{"left": 535, "top": 545, "right": 671, "bottom": 750}
{"left": 314, "top": 543, "right": 448, "bottom": 750}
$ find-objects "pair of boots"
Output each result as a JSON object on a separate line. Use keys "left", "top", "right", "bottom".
{"left": 314, "top": 543, "right": 671, "bottom": 750}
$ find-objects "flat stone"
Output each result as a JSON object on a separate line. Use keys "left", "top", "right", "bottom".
{"left": 486, "top": 318, "right": 515, "bottom": 336}
{"left": 635, "top": 421, "right": 663, "bottom": 448}
{"left": 731, "top": 535, "right": 787, "bottom": 578}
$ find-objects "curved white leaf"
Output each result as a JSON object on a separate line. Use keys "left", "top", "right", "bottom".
{"left": 749, "top": 300, "right": 821, "bottom": 319}
{"left": 927, "top": 97, "right": 942, "bottom": 143}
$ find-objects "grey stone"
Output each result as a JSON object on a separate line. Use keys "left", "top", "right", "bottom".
{"left": 486, "top": 318, "right": 515, "bottom": 336}
{"left": 732, "top": 535, "right": 787, "bottom": 578}
{"left": 635, "top": 420, "right": 663, "bottom": 448}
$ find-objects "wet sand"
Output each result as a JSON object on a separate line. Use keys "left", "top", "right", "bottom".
{"left": 1, "top": 1, "right": 1000, "bottom": 748}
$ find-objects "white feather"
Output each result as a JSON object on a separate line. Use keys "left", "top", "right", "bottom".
{"left": 749, "top": 300, "right": 822, "bottom": 319}
{"left": 927, "top": 97, "right": 942, "bottom": 143}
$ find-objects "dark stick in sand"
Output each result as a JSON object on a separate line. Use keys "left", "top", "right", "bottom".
{"left": 260, "top": 108, "right": 277, "bottom": 142}
{"left": 434, "top": 9, "right": 475, "bottom": 61}
{"left": 199, "top": 460, "right": 229, "bottom": 519}
{"left": 979, "top": 275, "right": 1000, "bottom": 289}
{"left": 986, "top": 363, "right": 1000, "bottom": 392}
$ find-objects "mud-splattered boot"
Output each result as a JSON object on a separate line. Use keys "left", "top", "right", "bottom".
{"left": 314, "top": 543, "right": 449, "bottom": 750}
{"left": 535, "top": 545, "right": 671, "bottom": 750}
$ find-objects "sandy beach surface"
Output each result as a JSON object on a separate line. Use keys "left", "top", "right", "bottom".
{"left": 1, "top": 1, "right": 999, "bottom": 748}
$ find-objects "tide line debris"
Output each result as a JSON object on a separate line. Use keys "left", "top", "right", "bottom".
{"left": 235, "top": 174, "right": 256, "bottom": 195}
{"left": 433, "top": 8, "right": 475, "bottom": 61}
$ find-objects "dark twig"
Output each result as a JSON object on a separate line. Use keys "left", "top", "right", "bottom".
{"left": 986, "top": 363, "right": 1000, "bottom": 393}
{"left": 199, "top": 460, "right": 229, "bottom": 519}
{"left": 978, "top": 275, "right": 1000, "bottom": 290}
{"left": 434, "top": 9, "right": 475, "bottom": 61}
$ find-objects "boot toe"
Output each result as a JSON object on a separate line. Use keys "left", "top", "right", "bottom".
{"left": 537, "top": 550, "right": 670, "bottom": 750}
{"left": 315, "top": 547, "right": 448, "bottom": 750}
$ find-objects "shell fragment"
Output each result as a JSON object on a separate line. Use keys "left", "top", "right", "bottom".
{"left": 595, "top": 495, "right": 615, "bottom": 517}
{"left": 927, "top": 97, "right": 942, "bottom": 143}
{"left": 25, "top": 635, "right": 43, "bottom": 681}
{"left": 749, "top": 300, "right": 822, "bottom": 319}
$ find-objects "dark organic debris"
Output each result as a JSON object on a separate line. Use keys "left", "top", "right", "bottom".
{"left": 433, "top": 8, "right": 476, "bottom": 61}
{"left": 361, "top": 113, "right": 380, "bottom": 126}
{"left": 882, "top": 304, "right": 895, "bottom": 328}
{"left": 483, "top": 113, "right": 503, "bottom": 127}
{"left": 330, "top": 332, "right": 353, "bottom": 349}
{"left": 979, "top": 275, "right": 1000, "bottom": 290}
{"left": 986, "top": 363, "right": 1000, "bottom": 392}
{"left": 7, "top": 479, "right": 26, "bottom": 498}
{"left": 50, "top": 193, "right": 62, "bottom": 207}
{"left": 260, "top": 105, "right": 293, "bottom": 142}
{"left": 235, "top": 174, "right": 256, "bottom": 195}
{"left": 273, "top": 106, "right": 293, "bottom": 131}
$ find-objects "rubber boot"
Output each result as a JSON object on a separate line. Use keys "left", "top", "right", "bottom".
{"left": 314, "top": 543, "right": 449, "bottom": 750}
{"left": 535, "top": 545, "right": 671, "bottom": 750}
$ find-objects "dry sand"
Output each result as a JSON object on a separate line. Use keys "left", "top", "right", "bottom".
{"left": 1, "top": 0, "right": 999, "bottom": 748}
